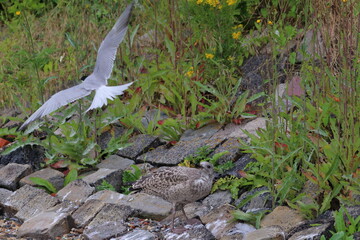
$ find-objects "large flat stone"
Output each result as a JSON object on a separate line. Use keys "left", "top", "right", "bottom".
{"left": 211, "top": 118, "right": 267, "bottom": 140}
{"left": 117, "top": 134, "right": 162, "bottom": 159}
{"left": 71, "top": 199, "right": 106, "bottom": 228}
{"left": 137, "top": 145, "right": 169, "bottom": 164}
{"left": 87, "top": 190, "right": 126, "bottom": 203}
{"left": 113, "top": 229, "right": 156, "bottom": 240}
{"left": 87, "top": 191, "right": 172, "bottom": 220}
{"left": 261, "top": 206, "right": 305, "bottom": 233}
{"left": 243, "top": 226, "right": 285, "bottom": 240}
{"left": 288, "top": 223, "right": 331, "bottom": 240}
{"left": 84, "top": 203, "right": 132, "bottom": 240}
{"left": 0, "top": 163, "right": 32, "bottom": 190}
{"left": 57, "top": 179, "right": 95, "bottom": 204}
{"left": 210, "top": 138, "right": 242, "bottom": 164}
{"left": 17, "top": 211, "right": 72, "bottom": 239}
{"left": 15, "top": 190, "right": 59, "bottom": 221}
{"left": 20, "top": 167, "right": 64, "bottom": 191}
{"left": 97, "top": 155, "right": 135, "bottom": 170}
{"left": 3, "top": 185, "right": 45, "bottom": 217}
{"left": 180, "top": 123, "right": 222, "bottom": 141}
{"left": 156, "top": 137, "right": 224, "bottom": 165}
{"left": 82, "top": 168, "right": 123, "bottom": 192}
{"left": 119, "top": 192, "right": 172, "bottom": 220}
{"left": 201, "top": 204, "right": 238, "bottom": 239}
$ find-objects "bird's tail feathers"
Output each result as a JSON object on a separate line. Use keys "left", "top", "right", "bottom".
{"left": 86, "top": 82, "right": 133, "bottom": 112}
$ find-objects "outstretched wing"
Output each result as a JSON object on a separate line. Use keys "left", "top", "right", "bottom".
{"left": 19, "top": 83, "right": 92, "bottom": 130}
{"left": 89, "top": 3, "right": 134, "bottom": 85}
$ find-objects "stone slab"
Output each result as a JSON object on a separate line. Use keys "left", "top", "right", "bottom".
{"left": 57, "top": 179, "right": 95, "bottom": 204}
{"left": 82, "top": 168, "right": 123, "bottom": 192}
{"left": 112, "top": 229, "right": 156, "bottom": 240}
{"left": 17, "top": 211, "right": 72, "bottom": 239}
{"left": 117, "top": 134, "right": 162, "bottom": 159}
{"left": 0, "top": 163, "right": 32, "bottom": 190}
{"left": 20, "top": 167, "right": 64, "bottom": 191}
{"left": 71, "top": 199, "right": 106, "bottom": 228}
{"left": 97, "top": 155, "right": 135, "bottom": 170}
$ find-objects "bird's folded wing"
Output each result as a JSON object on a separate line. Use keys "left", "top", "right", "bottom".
{"left": 20, "top": 84, "right": 92, "bottom": 130}
{"left": 91, "top": 3, "right": 134, "bottom": 84}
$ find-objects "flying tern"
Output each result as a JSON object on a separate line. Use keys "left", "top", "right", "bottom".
{"left": 20, "top": 2, "right": 134, "bottom": 130}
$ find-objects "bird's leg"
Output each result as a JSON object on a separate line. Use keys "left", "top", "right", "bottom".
{"left": 171, "top": 203, "right": 176, "bottom": 231}
{"left": 181, "top": 205, "right": 189, "bottom": 221}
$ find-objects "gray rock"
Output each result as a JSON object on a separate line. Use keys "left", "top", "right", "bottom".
{"left": 3, "top": 185, "right": 45, "bottom": 217}
{"left": 203, "top": 191, "right": 232, "bottom": 210}
{"left": 0, "top": 188, "right": 12, "bottom": 205}
{"left": 235, "top": 186, "right": 272, "bottom": 213}
{"left": 87, "top": 189, "right": 125, "bottom": 203}
{"left": 57, "top": 179, "right": 95, "bottom": 203}
{"left": 117, "top": 134, "right": 162, "bottom": 159}
{"left": 82, "top": 168, "right": 123, "bottom": 192}
{"left": 243, "top": 226, "right": 285, "bottom": 240}
{"left": 47, "top": 200, "right": 80, "bottom": 214}
{"left": 0, "top": 163, "right": 32, "bottom": 190}
{"left": 299, "top": 180, "right": 321, "bottom": 206}
{"left": 162, "top": 224, "right": 215, "bottom": 240}
{"left": 14, "top": 190, "right": 59, "bottom": 221}
{"left": 87, "top": 190, "right": 171, "bottom": 220}
{"left": 141, "top": 109, "right": 168, "bottom": 129}
{"left": 223, "top": 222, "right": 256, "bottom": 238}
{"left": 97, "top": 155, "right": 134, "bottom": 170}
{"left": 224, "top": 154, "right": 256, "bottom": 178}
{"left": 84, "top": 221, "right": 127, "bottom": 240}
{"left": 288, "top": 223, "right": 331, "bottom": 240}
{"left": 84, "top": 204, "right": 132, "bottom": 240}
{"left": 120, "top": 192, "right": 172, "bottom": 220}
{"left": 0, "top": 145, "right": 45, "bottom": 170}
{"left": 71, "top": 199, "right": 106, "bottom": 228}
{"left": 98, "top": 124, "right": 126, "bottom": 150}
{"left": 180, "top": 123, "right": 222, "bottom": 141}
{"left": 201, "top": 204, "right": 238, "bottom": 239}
{"left": 19, "top": 167, "right": 64, "bottom": 191}
{"left": 17, "top": 211, "right": 72, "bottom": 240}
{"left": 210, "top": 138, "right": 242, "bottom": 165}
{"left": 211, "top": 118, "right": 267, "bottom": 140}
{"left": 183, "top": 202, "right": 210, "bottom": 219}
{"left": 137, "top": 145, "right": 169, "bottom": 164}
{"left": 157, "top": 138, "right": 224, "bottom": 165}
{"left": 112, "top": 229, "right": 156, "bottom": 240}
{"left": 261, "top": 206, "right": 305, "bottom": 233}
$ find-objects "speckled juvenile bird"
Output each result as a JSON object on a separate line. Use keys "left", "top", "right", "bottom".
{"left": 132, "top": 162, "right": 214, "bottom": 232}
{"left": 19, "top": 2, "right": 134, "bottom": 130}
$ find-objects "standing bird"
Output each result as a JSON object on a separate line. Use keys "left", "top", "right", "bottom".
{"left": 19, "top": 2, "right": 134, "bottom": 130}
{"left": 132, "top": 162, "right": 214, "bottom": 232}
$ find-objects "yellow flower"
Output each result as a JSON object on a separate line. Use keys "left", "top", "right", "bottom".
{"left": 15, "top": 11, "right": 21, "bottom": 16}
{"left": 342, "top": 0, "right": 347, "bottom": 2}
{"left": 232, "top": 31, "right": 241, "bottom": 40}
{"left": 233, "top": 24, "right": 243, "bottom": 29}
{"left": 256, "top": 19, "right": 261, "bottom": 23}
{"left": 205, "top": 53, "right": 214, "bottom": 59}
{"left": 185, "top": 67, "right": 194, "bottom": 77}
{"left": 205, "top": 0, "right": 220, "bottom": 7}
{"left": 197, "top": 0, "right": 204, "bottom": 4}
{"left": 227, "top": 0, "right": 237, "bottom": 6}
{"left": 268, "top": 20, "right": 273, "bottom": 25}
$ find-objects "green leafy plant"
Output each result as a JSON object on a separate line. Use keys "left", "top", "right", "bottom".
{"left": 179, "top": 145, "right": 234, "bottom": 173}
{"left": 121, "top": 165, "right": 142, "bottom": 195}
{"left": 29, "top": 177, "right": 57, "bottom": 194}
{"left": 96, "top": 180, "right": 116, "bottom": 191}
{"left": 320, "top": 206, "right": 360, "bottom": 240}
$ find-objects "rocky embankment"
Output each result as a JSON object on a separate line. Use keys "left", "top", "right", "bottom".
{"left": 1, "top": 115, "right": 358, "bottom": 240}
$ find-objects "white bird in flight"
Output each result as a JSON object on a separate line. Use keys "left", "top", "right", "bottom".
{"left": 20, "top": 2, "right": 134, "bottom": 130}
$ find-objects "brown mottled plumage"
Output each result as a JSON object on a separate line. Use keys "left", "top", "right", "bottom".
{"left": 132, "top": 162, "right": 214, "bottom": 232}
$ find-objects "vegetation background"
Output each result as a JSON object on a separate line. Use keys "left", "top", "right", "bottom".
{"left": 0, "top": 0, "right": 359, "bottom": 237}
